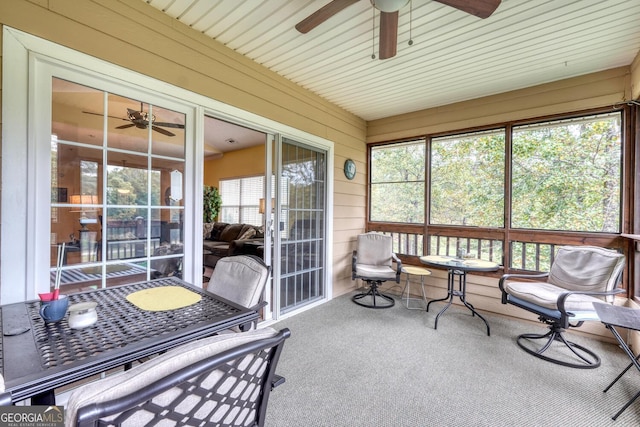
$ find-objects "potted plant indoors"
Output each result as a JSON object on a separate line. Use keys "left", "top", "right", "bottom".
{"left": 203, "top": 185, "right": 222, "bottom": 223}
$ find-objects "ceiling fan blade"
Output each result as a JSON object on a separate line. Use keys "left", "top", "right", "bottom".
{"left": 152, "top": 126, "right": 175, "bottom": 137}
{"left": 379, "top": 11, "right": 398, "bottom": 60}
{"left": 82, "top": 111, "right": 128, "bottom": 121}
{"left": 115, "top": 123, "right": 135, "bottom": 130}
{"left": 153, "top": 122, "right": 185, "bottom": 129}
{"left": 433, "top": 0, "right": 501, "bottom": 19}
{"left": 295, "top": 0, "right": 359, "bottom": 33}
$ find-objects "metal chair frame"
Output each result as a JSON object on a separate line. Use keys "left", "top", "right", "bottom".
{"left": 73, "top": 328, "right": 290, "bottom": 427}
{"left": 499, "top": 266, "right": 624, "bottom": 369}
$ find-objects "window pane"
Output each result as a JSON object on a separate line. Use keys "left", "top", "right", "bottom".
{"left": 51, "top": 79, "right": 104, "bottom": 147}
{"left": 512, "top": 113, "right": 621, "bottom": 232}
{"left": 107, "top": 152, "right": 149, "bottom": 207}
{"left": 105, "top": 207, "right": 153, "bottom": 260}
{"left": 220, "top": 176, "right": 264, "bottom": 226}
{"left": 370, "top": 141, "right": 425, "bottom": 223}
{"left": 107, "top": 94, "right": 149, "bottom": 154}
{"left": 430, "top": 130, "right": 505, "bottom": 227}
{"left": 150, "top": 105, "right": 185, "bottom": 158}
{"left": 152, "top": 158, "right": 184, "bottom": 208}
{"left": 371, "top": 182, "right": 425, "bottom": 223}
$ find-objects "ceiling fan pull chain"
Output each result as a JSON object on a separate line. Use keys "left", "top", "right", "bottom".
{"left": 371, "top": 7, "right": 376, "bottom": 59}
{"left": 408, "top": 0, "right": 414, "bottom": 46}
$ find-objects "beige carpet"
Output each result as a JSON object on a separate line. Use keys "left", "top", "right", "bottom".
{"left": 267, "top": 291, "right": 640, "bottom": 426}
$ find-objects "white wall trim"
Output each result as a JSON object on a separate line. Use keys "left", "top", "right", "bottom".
{"left": 2, "top": 27, "right": 30, "bottom": 303}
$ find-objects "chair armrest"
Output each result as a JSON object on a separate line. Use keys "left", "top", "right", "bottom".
{"left": 248, "top": 300, "right": 269, "bottom": 312}
{"left": 392, "top": 253, "right": 402, "bottom": 283}
{"left": 557, "top": 287, "right": 626, "bottom": 323}
{"left": 236, "top": 300, "right": 269, "bottom": 332}
{"left": 498, "top": 272, "right": 549, "bottom": 303}
{"left": 271, "top": 374, "right": 286, "bottom": 390}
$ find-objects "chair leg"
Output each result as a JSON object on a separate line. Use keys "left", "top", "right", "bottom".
{"left": 516, "top": 323, "right": 600, "bottom": 369}
{"left": 352, "top": 280, "right": 395, "bottom": 309}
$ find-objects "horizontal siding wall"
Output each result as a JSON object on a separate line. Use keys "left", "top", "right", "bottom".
{"left": 367, "top": 67, "right": 630, "bottom": 143}
{"left": 0, "top": 0, "right": 367, "bottom": 298}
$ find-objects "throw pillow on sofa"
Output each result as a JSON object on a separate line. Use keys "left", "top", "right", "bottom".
{"left": 210, "top": 222, "right": 229, "bottom": 241}
{"left": 237, "top": 227, "right": 257, "bottom": 240}
{"left": 219, "top": 224, "right": 245, "bottom": 242}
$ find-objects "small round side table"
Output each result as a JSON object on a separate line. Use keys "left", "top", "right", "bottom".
{"left": 401, "top": 265, "right": 431, "bottom": 310}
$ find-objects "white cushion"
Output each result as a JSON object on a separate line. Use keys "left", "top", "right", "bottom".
{"left": 206, "top": 256, "right": 268, "bottom": 309}
{"left": 549, "top": 246, "right": 625, "bottom": 300}
{"left": 357, "top": 233, "right": 392, "bottom": 266}
{"left": 355, "top": 264, "right": 396, "bottom": 280}
{"left": 505, "top": 280, "right": 608, "bottom": 312}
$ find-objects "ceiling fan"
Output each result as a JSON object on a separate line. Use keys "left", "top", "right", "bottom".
{"left": 295, "top": 0, "right": 501, "bottom": 60}
{"left": 83, "top": 102, "right": 185, "bottom": 137}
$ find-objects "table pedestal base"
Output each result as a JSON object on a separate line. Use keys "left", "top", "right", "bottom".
{"left": 426, "top": 270, "right": 490, "bottom": 336}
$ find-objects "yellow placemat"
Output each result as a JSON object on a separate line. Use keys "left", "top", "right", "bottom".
{"left": 126, "top": 286, "right": 202, "bottom": 311}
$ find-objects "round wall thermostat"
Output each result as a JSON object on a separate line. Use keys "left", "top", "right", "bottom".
{"left": 344, "top": 159, "right": 356, "bottom": 180}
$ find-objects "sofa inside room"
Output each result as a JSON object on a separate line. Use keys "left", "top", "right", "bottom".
{"left": 203, "top": 222, "right": 264, "bottom": 268}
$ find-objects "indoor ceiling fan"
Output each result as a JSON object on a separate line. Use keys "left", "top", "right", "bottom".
{"left": 83, "top": 102, "right": 185, "bottom": 137}
{"left": 295, "top": 0, "right": 501, "bottom": 60}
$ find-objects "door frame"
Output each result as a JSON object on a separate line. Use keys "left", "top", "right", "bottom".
{"left": 270, "top": 135, "right": 330, "bottom": 318}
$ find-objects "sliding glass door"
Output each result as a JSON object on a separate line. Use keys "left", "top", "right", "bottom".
{"left": 276, "top": 137, "right": 327, "bottom": 314}
{"left": 3, "top": 27, "right": 333, "bottom": 305}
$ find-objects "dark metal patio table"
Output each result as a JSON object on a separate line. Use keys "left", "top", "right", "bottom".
{"left": 593, "top": 302, "right": 640, "bottom": 420}
{"left": 0, "top": 276, "right": 258, "bottom": 405}
{"left": 420, "top": 255, "right": 500, "bottom": 336}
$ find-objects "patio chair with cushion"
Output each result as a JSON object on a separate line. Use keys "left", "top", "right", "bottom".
{"left": 352, "top": 232, "right": 402, "bottom": 309}
{"left": 499, "top": 245, "right": 625, "bottom": 368}
{"left": 66, "top": 327, "right": 290, "bottom": 427}
{"left": 207, "top": 255, "right": 270, "bottom": 331}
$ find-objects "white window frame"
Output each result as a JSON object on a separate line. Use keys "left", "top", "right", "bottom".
{"left": 3, "top": 36, "right": 197, "bottom": 303}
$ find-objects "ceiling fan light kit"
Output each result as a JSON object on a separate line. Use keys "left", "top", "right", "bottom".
{"left": 296, "top": 0, "right": 501, "bottom": 60}
{"left": 370, "top": 0, "right": 410, "bottom": 13}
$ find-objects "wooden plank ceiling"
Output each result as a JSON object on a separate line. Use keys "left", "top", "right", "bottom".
{"left": 142, "top": 0, "right": 640, "bottom": 121}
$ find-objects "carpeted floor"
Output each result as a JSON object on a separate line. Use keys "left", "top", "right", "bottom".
{"left": 266, "top": 291, "right": 640, "bottom": 426}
